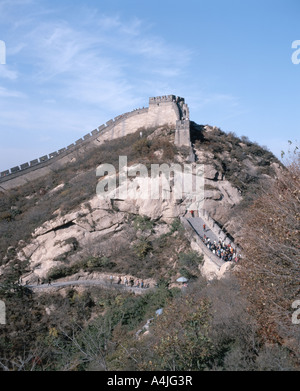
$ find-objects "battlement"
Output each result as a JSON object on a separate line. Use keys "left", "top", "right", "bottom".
{"left": 0, "top": 107, "right": 148, "bottom": 181}
{"left": 0, "top": 95, "right": 192, "bottom": 189}
{"left": 149, "top": 95, "right": 185, "bottom": 105}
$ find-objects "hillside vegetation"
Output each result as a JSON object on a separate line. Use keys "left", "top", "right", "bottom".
{"left": 0, "top": 124, "right": 299, "bottom": 371}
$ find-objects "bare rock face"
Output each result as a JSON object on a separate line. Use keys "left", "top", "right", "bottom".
{"left": 200, "top": 259, "right": 235, "bottom": 281}
{"left": 15, "top": 156, "right": 243, "bottom": 283}
{"left": 16, "top": 176, "right": 187, "bottom": 282}
{"left": 195, "top": 149, "right": 242, "bottom": 204}
{"left": 204, "top": 165, "right": 219, "bottom": 181}
{"left": 202, "top": 163, "right": 242, "bottom": 226}
{"left": 16, "top": 168, "right": 194, "bottom": 283}
{"left": 217, "top": 261, "right": 235, "bottom": 279}
{"left": 13, "top": 141, "right": 252, "bottom": 285}
{"left": 17, "top": 196, "right": 127, "bottom": 281}
{"left": 96, "top": 164, "right": 200, "bottom": 221}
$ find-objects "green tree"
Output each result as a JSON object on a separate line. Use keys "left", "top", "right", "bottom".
{"left": 133, "top": 238, "right": 152, "bottom": 259}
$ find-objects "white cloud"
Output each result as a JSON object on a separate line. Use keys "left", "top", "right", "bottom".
{"left": 0, "top": 4, "right": 196, "bottom": 170}
{"left": 0, "top": 86, "right": 25, "bottom": 97}
{"left": 0, "top": 66, "right": 19, "bottom": 80}
{"left": 7, "top": 43, "right": 27, "bottom": 56}
{"left": 10, "top": 11, "right": 191, "bottom": 114}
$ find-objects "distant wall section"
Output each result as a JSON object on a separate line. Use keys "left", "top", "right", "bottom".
{"left": 0, "top": 95, "right": 191, "bottom": 191}
{"left": 93, "top": 95, "right": 182, "bottom": 144}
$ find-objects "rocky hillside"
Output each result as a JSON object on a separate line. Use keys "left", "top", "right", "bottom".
{"left": 0, "top": 123, "right": 281, "bottom": 285}
{"left": 2, "top": 121, "right": 297, "bottom": 372}
{"left": 191, "top": 122, "right": 282, "bottom": 240}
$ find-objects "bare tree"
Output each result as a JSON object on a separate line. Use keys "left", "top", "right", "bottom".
{"left": 237, "top": 152, "right": 300, "bottom": 358}
{"left": 53, "top": 316, "right": 115, "bottom": 371}
{"left": 0, "top": 345, "right": 51, "bottom": 371}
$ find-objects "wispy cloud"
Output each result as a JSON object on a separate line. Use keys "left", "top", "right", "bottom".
{"left": 0, "top": 66, "right": 19, "bottom": 80}
{"left": 0, "top": 2, "right": 204, "bottom": 169}
{"left": 0, "top": 86, "right": 25, "bottom": 98}
{"left": 5, "top": 7, "right": 192, "bottom": 114}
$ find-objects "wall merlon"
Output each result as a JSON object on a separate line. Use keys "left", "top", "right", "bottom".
{"left": 11, "top": 166, "right": 20, "bottom": 173}
{"left": 149, "top": 95, "right": 177, "bottom": 104}
{"left": 98, "top": 125, "right": 106, "bottom": 132}
{"left": 1, "top": 170, "right": 9, "bottom": 177}
{"left": 182, "top": 103, "right": 189, "bottom": 120}
{"left": 49, "top": 152, "right": 58, "bottom": 158}
{"left": 30, "top": 159, "right": 39, "bottom": 166}
{"left": 83, "top": 133, "right": 91, "bottom": 140}
{"left": 75, "top": 139, "right": 83, "bottom": 145}
{"left": 123, "top": 108, "right": 147, "bottom": 121}
{"left": 39, "top": 155, "right": 48, "bottom": 162}
{"left": 58, "top": 148, "right": 66, "bottom": 154}
{"left": 20, "top": 163, "right": 30, "bottom": 170}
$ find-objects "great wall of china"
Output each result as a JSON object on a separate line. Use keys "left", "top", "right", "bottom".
{"left": 0, "top": 93, "right": 241, "bottom": 268}
{"left": 0, "top": 95, "right": 191, "bottom": 191}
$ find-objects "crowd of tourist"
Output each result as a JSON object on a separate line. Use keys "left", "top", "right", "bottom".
{"left": 201, "top": 234, "right": 240, "bottom": 263}
{"left": 110, "top": 275, "right": 150, "bottom": 289}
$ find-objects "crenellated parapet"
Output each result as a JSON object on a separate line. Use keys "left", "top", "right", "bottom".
{"left": 0, "top": 107, "right": 148, "bottom": 181}
{"left": 149, "top": 95, "right": 185, "bottom": 107}
{"left": 0, "top": 95, "right": 192, "bottom": 189}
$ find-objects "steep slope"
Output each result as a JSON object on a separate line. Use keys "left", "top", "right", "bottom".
{"left": 0, "top": 121, "right": 281, "bottom": 286}
{"left": 190, "top": 122, "right": 282, "bottom": 243}
{"left": 1, "top": 117, "right": 297, "bottom": 372}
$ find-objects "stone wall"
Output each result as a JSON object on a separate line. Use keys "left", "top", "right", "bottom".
{"left": 198, "top": 208, "right": 240, "bottom": 252}
{"left": 0, "top": 95, "right": 192, "bottom": 191}
{"left": 180, "top": 217, "right": 224, "bottom": 268}
{"left": 174, "top": 120, "right": 191, "bottom": 147}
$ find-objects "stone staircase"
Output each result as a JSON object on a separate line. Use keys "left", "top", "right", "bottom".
{"left": 180, "top": 216, "right": 225, "bottom": 268}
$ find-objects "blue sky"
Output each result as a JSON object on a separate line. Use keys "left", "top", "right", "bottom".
{"left": 0, "top": 0, "right": 299, "bottom": 171}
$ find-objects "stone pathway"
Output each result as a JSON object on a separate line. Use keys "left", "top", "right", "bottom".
{"left": 184, "top": 217, "right": 225, "bottom": 268}
{"left": 22, "top": 217, "right": 229, "bottom": 294}
{"left": 25, "top": 279, "right": 153, "bottom": 294}
{"left": 187, "top": 216, "right": 219, "bottom": 243}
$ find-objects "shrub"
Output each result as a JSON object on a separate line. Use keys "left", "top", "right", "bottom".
{"left": 151, "top": 138, "right": 175, "bottom": 160}
{"left": 0, "top": 211, "right": 13, "bottom": 222}
{"left": 169, "top": 218, "right": 183, "bottom": 234}
{"left": 178, "top": 251, "right": 204, "bottom": 269}
{"left": 86, "top": 257, "right": 103, "bottom": 269}
{"left": 237, "top": 154, "right": 300, "bottom": 353}
{"left": 47, "top": 265, "right": 68, "bottom": 280}
{"left": 179, "top": 267, "right": 197, "bottom": 280}
{"left": 133, "top": 215, "right": 155, "bottom": 232}
{"left": 133, "top": 239, "right": 152, "bottom": 259}
{"left": 132, "top": 138, "right": 151, "bottom": 156}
